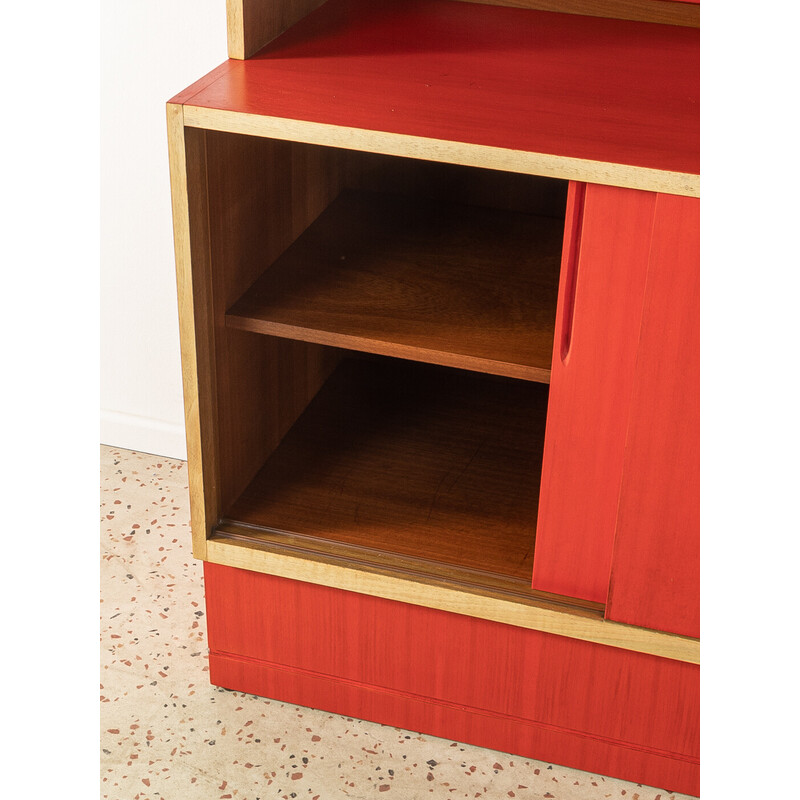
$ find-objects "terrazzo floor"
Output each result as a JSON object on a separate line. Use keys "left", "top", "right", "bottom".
{"left": 100, "top": 445, "right": 698, "bottom": 800}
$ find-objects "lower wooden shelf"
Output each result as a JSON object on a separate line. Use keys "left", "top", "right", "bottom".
{"left": 222, "top": 356, "right": 547, "bottom": 591}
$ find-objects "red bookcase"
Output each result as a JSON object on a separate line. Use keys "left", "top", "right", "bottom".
{"left": 168, "top": 0, "right": 700, "bottom": 794}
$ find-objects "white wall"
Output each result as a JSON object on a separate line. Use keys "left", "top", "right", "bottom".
{"left": 101, "top": 1, "right": 228, "bottom": 460}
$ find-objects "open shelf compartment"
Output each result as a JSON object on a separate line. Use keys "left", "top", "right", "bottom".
{"left": 218, "top": 355, "right": 549, "bottom": 594}
{"left": 179, "top": 125, "right": 571, "bottom": 600}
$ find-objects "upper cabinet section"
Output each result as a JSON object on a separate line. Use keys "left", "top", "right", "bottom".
{"left": 227, "top": 0, "right": 699, "bottom": 59}
{"left": 176, "top": 0, "right": 699, "bottom": 196}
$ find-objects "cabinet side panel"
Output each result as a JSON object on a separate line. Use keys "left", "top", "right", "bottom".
{"left": 204, "top": 563, "right": 699, "bottom": 795}
{"left": 606, "top": 193, "right": 699, "bottom": 638}
{"left": 203, "top": 132, "right": 344, "bottom": 514}
{"left": 533, "top": 183, "right": 655, "bottom": 602}
{"left": 167, "top": 109, "right": 218, "bottom": 559}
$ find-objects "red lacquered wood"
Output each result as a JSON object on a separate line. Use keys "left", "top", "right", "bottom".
{"left": 532, "top": 183, "right": 655, "bottom": 603}
{"left": 178, "top": 0, "right": 699, "bottom": 177}
{"left": 209, "top": 652, "right": 700, "bottom": 795}
{"left": 606, "top": 193, "right": 699, "bottom": 638}
{"left": 204, "top": 563, "right": 699, "bottom": 795}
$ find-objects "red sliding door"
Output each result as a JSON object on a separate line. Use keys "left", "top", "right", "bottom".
{"left": 534, "top": 183, "right": 699, "bottom": 640}
{"left": 533, "top": 182, "right": 655, "bottom": 603}
{"left": 605, "top": 192, "right": 700, "bottom": 637}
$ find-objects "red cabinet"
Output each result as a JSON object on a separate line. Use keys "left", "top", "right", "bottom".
{"left": 168, "top": 0, "right": 700, "bottom": 794}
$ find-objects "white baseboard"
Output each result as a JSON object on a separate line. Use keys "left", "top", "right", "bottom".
{"left": 100, "top": 409, "right": 187, "bottom": 461}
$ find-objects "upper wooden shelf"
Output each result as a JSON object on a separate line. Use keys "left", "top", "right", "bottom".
{"left": 226, "top": 189, "right": 563, "bottom": 382}
{"left": 172, "top": 0, "right": 699, "bottom": 196}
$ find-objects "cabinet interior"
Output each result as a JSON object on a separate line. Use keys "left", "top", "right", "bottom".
{"left": 191, "top": 128, "right": 569, "bottom": 596}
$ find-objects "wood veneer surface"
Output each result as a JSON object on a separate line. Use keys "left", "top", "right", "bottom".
{"left": 178, "top": 0, "right": 699, "bottom": 177}
{"left": 456, "top": 0, "right": 699, "bottom": 27}
{"left": 226, "top": 189, "right": 562, "bottom": 382}
{"left": 227, "top": 0, "right": 328, "bottom": 59}
{"left": 202, "top": 132, "right": 345, "bottom": 513}
{"left": 223, "top": 357, "right": 547, "bottom": 584}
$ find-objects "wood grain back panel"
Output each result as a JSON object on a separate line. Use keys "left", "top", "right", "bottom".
{"left": 344, "top": 151, "right": 569, "bottom": 218}
{"left": 202, "top": 131, "right": 345, "bottom": 513}
{"left": 454, "top": 0, "right": 699, "bottom": 26}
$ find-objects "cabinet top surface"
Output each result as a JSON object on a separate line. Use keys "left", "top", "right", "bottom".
{"left": 172, "top": 0, "right": 699, "bottom": 189}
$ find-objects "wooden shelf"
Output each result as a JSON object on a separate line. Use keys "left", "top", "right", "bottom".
{"left": 173, "top": 0, "right": 699, "bottom": 196}
{"left": 226, "top": 189, "right": 562, "bottom": 382}
{"left": 220, "top": 357, "right": 548, "bottom": 590}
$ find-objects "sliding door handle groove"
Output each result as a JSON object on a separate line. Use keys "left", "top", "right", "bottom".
{"left": 559, "top": 181, "right": 587, "bottom": 363}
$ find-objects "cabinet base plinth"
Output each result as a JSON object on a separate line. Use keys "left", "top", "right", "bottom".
{"left": 204, "top": 562, "right": 699, "bottom": 796}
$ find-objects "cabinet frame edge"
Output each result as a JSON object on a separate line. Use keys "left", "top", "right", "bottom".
{"left": 167, "top": 104, "right": 219, "bottom": 560}
{"left": 182, "top": 106, "right": 700, "bottom": 198}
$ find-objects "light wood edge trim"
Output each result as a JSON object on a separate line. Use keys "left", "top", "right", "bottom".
{"left": 454, "top": 0, "right": 699, "bottom": 28}
{"left": 167, "top": 103, "right": 210, "bottom": 561}
{"left": 183, "top": 106, "right": 699, "bottom": 198}
{"left": 226, "top": 1, "right": 245, "bottom": 60}
{"left": 206, "top": 538, "right": 700, "bottom": 664}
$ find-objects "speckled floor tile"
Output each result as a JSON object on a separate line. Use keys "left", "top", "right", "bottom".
{"left": 100, "top": 445, "right": 697, "bottom": 800}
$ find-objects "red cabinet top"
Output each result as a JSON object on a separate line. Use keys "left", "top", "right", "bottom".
{"left": 173, "top": 0, "right": 699, "bottom": 188}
